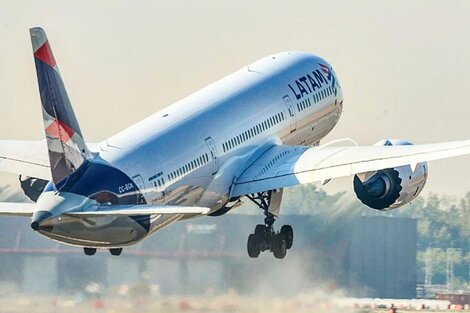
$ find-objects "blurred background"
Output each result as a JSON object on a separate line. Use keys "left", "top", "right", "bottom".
{"left": 1, "top": 0, "right": 470, "bottom": 312}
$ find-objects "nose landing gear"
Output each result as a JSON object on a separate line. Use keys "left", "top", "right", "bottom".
{"left": 245, "top": 190, "right": 293, "bottom": 259}
{"left": 109, "top": 248, "right": 123, "bottom": 256}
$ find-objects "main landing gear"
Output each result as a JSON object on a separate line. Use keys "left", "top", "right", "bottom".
{"left": 83, "top": 247, "right": 123, "bottom": 256}
{"left": 83, "top": 247, "right": 96, "bottom": 256}
{"left": 246, "top": 191, "right": 294, "bottom": 259}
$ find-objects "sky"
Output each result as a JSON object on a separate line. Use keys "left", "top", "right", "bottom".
{"left": 0, "top": 0, "right": 469, "bottom": 196}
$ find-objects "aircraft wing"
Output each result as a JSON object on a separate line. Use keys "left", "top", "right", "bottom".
{"left": 0, "top": 202, "right": 36, "bottom": 217}
{"left": 231, "top": 139, "right": 470, "bottom": 197}
{"left": 65, "top": 205, "right": 210, "bottom": 217}
{"left": 0, "top": 140, "right": 51, "bottom": 180}
{"left": 0, "top": 140, "right": 100, "bottom": 180}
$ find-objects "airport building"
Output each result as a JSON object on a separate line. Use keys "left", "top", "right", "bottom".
{"left": 0, "top": 214, "right": 417, "bottom": 298}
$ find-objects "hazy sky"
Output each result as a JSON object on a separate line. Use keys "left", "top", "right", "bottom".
{"left": 1, "top": 0, "right": 469, "bottom": 196}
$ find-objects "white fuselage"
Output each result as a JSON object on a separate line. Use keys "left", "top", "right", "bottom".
{"left": 37, "top": 51, "right": 344, "bottom": 247}
{"left": 100, "top": 52, "right": 342, "bottom": 215}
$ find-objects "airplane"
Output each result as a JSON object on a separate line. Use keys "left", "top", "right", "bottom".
{"left": 0, "top": 27, "right": 469, "bottom": 258}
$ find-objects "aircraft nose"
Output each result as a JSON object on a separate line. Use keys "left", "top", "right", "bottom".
{"left": 31, "top": 210, "right": 52, "bottom": 231}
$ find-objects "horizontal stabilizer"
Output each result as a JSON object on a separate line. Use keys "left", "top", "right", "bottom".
{"left": 65, "top": 205, "right": 210, "bottom": 217}
{"left": 0, "top": 202, "right": 36, "bottom": 217}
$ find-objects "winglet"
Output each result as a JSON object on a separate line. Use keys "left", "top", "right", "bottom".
{"left": 30, "top": 27, "right": 91, "bottom": 184}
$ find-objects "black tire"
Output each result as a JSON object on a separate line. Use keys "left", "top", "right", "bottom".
{"left": 84, "top": 247, "right": 97, "bottom": 256}
{"left": 247, "top": 234, "right": 260, "bottom": 258}
{"left": 110, "top": 248, "right": 123, "bottom": 256}
{"left": 281, "top": 225, "right": 294, "bottom": 249}
{"left": 254, "top": 224, "right": 267, "bottom": 241}
{"left": 272, "top": 234, "right": 287, "bottom": 259}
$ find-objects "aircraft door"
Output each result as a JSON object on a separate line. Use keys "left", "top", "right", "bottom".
{"left": 132, "top": 174, "right": 147, "bottom": 204}
{"left": 283, "top": 95, "right": 297, "bottom": 132}
{"left": 205, "top": 137, "right": 219, "bottom": 175}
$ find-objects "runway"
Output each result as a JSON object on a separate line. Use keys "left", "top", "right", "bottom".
{"left": 0, "top": 294, "right": 456, "bottom": 313}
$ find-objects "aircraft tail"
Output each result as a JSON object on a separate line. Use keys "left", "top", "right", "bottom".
{"left": 30, "top": 27, "right": 91, "bottom": 184}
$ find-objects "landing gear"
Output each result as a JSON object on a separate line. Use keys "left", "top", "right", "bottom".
{"left": 281, "top": 225, "right": 294, "bottom": 249}
{"left": 247, "top": 234, "right": 260, "bottom": 258}
{"left": 83, "top": 247, "right": 97, "bottom": 256}
{"left": 246, "top": 190, "right": 293, "bottom": 259}
{"left": 272, "top": 233, "right": 287, "bottom": 259}
{"left": 109, "top": 248, "right": 123, "bottom": 256}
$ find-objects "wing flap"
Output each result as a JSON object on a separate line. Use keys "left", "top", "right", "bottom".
{"left": 232, "top": 140, "right": 470, "bottom": 197}
{"left": 0, "top": 202, "right": 36, "bottom": 217}
{"left": 65, "top": 205, "right": 210, "bottom": 217}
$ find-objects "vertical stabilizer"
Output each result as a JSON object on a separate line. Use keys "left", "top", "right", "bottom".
{"left": 30, "top": 27, "right": 90, "bottom": 184}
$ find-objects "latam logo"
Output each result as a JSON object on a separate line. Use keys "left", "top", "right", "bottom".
{"left": 288, "top": 63, "right": 336, "bottom": 100}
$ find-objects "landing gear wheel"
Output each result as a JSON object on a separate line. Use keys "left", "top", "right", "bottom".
{"left": 246, "top": 190, "right": 292, "bottom": 259}
{"left": 84, "top": 247, "right": 97, "bottom": 256}
{"left": 247, "top": 234, "right": 260, "bottom": 258}
{"left": 272, "top": 234, "right": 287, "bottom": 259}
{"left": 281, "top": 225, "right": 294, "bottom": 249}
{"left": 109, "top": 248, "right": 123, "bottom": 256}
{"left": 254, "top": 224, "right": 267, "bottom": 241}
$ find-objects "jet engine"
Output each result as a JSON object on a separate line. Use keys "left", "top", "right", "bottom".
{"left": 353, "top": 140, "right": 428, "bottom": 210}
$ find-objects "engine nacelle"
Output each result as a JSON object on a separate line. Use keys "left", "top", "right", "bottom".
{"left": 353, "top": 140, "right": 428, "bottom": 210}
